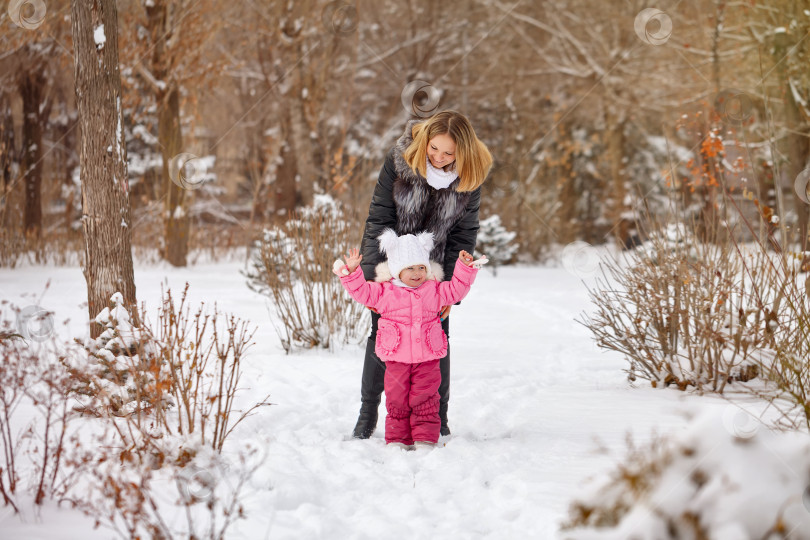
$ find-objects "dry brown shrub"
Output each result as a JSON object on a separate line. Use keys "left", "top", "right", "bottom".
{"left": 581, "top": 222, "right": 775, "bottom": 392}
{"left": 245, "top": 195, "right": 369, "bottom": 352}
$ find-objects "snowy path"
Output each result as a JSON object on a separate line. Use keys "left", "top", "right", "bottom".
{"left": 0, "top": 260, "right": 734, "bottom": 539}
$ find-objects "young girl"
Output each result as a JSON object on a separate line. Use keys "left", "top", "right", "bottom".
{"left": 334, "top": 229, "right": 485, "bottom": 448}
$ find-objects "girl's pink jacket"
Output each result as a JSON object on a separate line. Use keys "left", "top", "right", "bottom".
{"left": 340, "top": 259, "right": 478, "bottom": 364}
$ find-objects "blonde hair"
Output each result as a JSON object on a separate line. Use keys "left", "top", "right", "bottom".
{"left": 403, "top": 111, "right": 493, "bottom": 192}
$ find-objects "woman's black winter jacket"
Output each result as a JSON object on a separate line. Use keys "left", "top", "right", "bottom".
{"left": 359, "top": 120, "right": 482, "bottom": 283}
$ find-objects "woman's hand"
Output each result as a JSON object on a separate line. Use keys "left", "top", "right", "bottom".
{"left": 459, "top": 250, "right": 489, "bottom": 269}
{"left": 343, "top": 248, "right": 362, "bottom": 272}
{"left": 459, "top": 250, "right": 474, "bottom": 267}
{"left": 439, "top": 305, "right": 451, "bottom": 320}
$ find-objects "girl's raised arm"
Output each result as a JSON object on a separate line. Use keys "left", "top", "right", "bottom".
{"left": 436, "top": 251, "right": 479, "bottom": 307}
{"left": 335, "top": 249, "right": 385, "bottom": 309}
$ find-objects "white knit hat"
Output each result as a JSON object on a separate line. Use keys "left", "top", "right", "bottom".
{"left": 378, "top": 229, "right": 434, "bottom": 280}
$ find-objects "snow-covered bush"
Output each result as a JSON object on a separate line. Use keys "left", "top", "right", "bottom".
{"left": 583, "top": 210, "right": 810, "bottom": 427}
{"left": 740, "top": 252, "right": 810, "bottom": 432}
{"left": 475, "top": 214, "right": 518, "bottom": 276}
{"left": 64, "top": 426, "right": 265, "bottom": 540}
{"left": 58, "top": 289, "right": 269, "bottom": 538}
{"left": 581, "top": 222, "right": 774, "bottom": 392}
{"left": 68, "top": 292, "right": 166, "bottom": 418}
{"left": 67, "top": 287, "right": 269, "bottom": 451}
{"left": 561, "top": 409, "right": 810, "bottom": 538}
{"left": 245, "top": 194, "right": 370, "bottom": 352}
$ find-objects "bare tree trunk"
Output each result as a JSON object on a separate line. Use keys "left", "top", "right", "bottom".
{"left": 605, "top": 108, "right": 629, "bottom": 246}
{"left": 0, "top": 93, "right": 14, "bottom": 194}
{"left": 554, "top": 126, "right": 578, "bottom": 243}
{"left": 71, "top": 0, "right": 138, "bottom": 337}
{"left": 159, "top": 87, "right": 188, "bottom": 266}
{"left": 144, "top": 0, "right": 190, "bottom": 267}
{"left": 275, "top": 110, "right": 298, "bottom": 223}
{"left": 54, "top": 101, "right": 79, "bottom": 233}
{"left": 773, "top": 30, "right": 810, "bottom": 262}
{"left": 786, "top": 89, "right": 810, "bottom": 257}
{"left": 18, "top": 68, "right": 49, "bottom": 239}
{"left": 789, "top": 69, "right": 810, "bottom": 262}
{"left": 290, "top": 98, "right": 313, "bottom": 208}
{"left": 239, "top": 76, "right": 269, "bottom": 225}
{"left": 247, "top": 127, "right": 269, "bottom": 225}
{"left": 0, "top": 92, "right": 14, "bottom": 234}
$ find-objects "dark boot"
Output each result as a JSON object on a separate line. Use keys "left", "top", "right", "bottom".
{"left": 438, "top": 317, "right": 451, "bottom": 436}
{"left": 353, "top": 313, "right": 386, "bottom": 439}
{"left": 353, "top": 401, "right": 379, "bottom": 439}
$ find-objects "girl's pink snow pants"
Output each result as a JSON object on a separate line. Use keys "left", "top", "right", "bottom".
{"left": 384, "top": 359, "right": 441, "bottom": 445}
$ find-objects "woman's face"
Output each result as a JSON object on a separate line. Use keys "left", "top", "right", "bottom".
{"left": 427, "top": 133, "right": 456, "bottom": 169}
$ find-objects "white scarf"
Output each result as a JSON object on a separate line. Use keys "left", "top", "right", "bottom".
{"left": 392, "top": 278, "right": 413, "bottom": 288}
{"left": 425, "top": 158, "right": 457, "bottom": 189}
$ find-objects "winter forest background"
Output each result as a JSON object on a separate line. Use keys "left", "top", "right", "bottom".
{"left": 4, "top": 0, "right": 810, "bottom": 538}
{"left": 5, "top": 0, "right": 810, "bottom": 268}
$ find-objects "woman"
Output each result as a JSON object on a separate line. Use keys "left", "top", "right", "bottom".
{"left": 353, "top": 110, "right": 493, "bottom": 439}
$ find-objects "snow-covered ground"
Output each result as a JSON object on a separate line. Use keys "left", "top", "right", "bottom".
{"left": 0, "top": 256, "right": 763, "bottom": 539}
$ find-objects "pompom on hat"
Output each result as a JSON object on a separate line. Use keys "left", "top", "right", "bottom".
{"left": 377, "top": 229, "right": 434, "bottom": 281}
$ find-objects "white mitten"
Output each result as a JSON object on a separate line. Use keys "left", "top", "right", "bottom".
{"left": 471, "top": 255, "right": 489, "bottom": 269}
{"left": 333, "top": 258, "right": 350, "bottom": 276}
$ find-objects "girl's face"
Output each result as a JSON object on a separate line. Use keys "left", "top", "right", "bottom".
{"left": 399, "top": 265, "right": 428, "bottom": 287}
{"left": 427, "top": 133, "right": 456, "bottom": 169}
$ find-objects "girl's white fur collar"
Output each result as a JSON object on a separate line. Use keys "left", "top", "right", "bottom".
{"left": 373, "top": 261, "right": 445, "bottom": 283}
